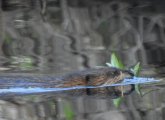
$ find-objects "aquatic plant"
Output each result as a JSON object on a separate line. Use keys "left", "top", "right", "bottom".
{"left": 11, "top": 56, "right": 34, "bottom": 70}
{"left": 63, "top": 102, "right": 74, "bottom": 120}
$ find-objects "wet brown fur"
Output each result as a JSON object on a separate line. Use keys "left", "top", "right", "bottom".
{"left": 59, "top": 67, "right": 133, "bottom": 88}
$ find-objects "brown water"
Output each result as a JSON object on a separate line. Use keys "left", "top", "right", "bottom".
{"left": 0, "top": 0, "right": 165, "bottom": 120}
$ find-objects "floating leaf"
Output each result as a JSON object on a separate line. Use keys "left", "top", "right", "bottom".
{"left": 110, "top": 52, "right": 124, "bottom": 69}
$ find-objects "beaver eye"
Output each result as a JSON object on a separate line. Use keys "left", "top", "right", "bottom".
{"left": 107, "top": 70, "right": 119, "bottom": 77}
{"left": 113, "top": 70, "right": 120, "bottom": 75}
{"left": 114, "top": 70, "right": 120, "bottom": 75}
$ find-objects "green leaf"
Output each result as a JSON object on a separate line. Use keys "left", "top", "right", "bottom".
{"left": 110, "top": 53, "right": 125, "bottom": 107}
{"left": 132, "top": 62, "right": 142, "bottom": 96}
{"left": 132, "top": 62, "right": 141, "bottom": 76}
{"left": 113, "top": 97, "right": 124, "bottom": 108}
{"left": 110, "top": 52, "right": 125, "bottom": 69}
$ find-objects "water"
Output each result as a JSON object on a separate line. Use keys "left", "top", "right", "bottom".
{"left": 0, "top": 0, "right": 165, "bottom": 120}
{"left": 0, "top": 77, "right": 159, "bottom": 94}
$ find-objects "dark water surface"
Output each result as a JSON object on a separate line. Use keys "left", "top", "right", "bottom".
{"left": 0, "top": 0, "right": 165, "bottom": 120}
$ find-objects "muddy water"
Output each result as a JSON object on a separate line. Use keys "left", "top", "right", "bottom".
{"left": 0, "top": 0, "right": 165, "bottom": 120}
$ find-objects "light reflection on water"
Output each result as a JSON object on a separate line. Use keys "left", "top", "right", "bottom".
{"left": 0, "top": 77, "right": 160, "bottom": 94}
{"left": 0, "top": 77, "right": 159, "bottom": 93}
{"left": 0, "top": 0, "right": 165, "bottom": 120}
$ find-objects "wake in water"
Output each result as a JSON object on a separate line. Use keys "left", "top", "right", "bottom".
{"left": 0, "top": 77, "right": 160, "bottom": 94}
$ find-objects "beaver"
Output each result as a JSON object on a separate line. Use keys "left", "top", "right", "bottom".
{"left": 55, "top": 67, "right": 135, "bottom": 98}
{"left": 59, "top": 67, "right": 134, "bottom": 87}
{"left": 0, "top": 67, "right": 134, "bottom": 98}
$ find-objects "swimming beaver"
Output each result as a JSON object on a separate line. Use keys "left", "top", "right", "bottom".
{"left": 0, "top": 67, "right": 135, "bottom": 98}
{"left": 59, "top": 67, "right": 134, "bottom": 87}
{"left": 56, "top": 67, "right": 135, "bottom": 98}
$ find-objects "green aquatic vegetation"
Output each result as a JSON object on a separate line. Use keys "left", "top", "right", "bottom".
{"left": 113, "top": 97, "right": 124, "bottom": 108}
{"left": 63, "top": 102, "right": 74, "bottom": 120}
{"left": 132, "top": 62, "right": 142, "bottom": 96}
{"left": 131, "top": 62, "right": 159, "bottom": 97}
{"left": 132, "top": 62, "right": 141, "bottom": 76}
{"left": 106, "top": 52, "right": 141, "bottom": 107}
{"left": 106, "top": 53, "right": 125, "bottom": 69}
{"left": 11, "top": 56, "right": 34, "bottom": 70}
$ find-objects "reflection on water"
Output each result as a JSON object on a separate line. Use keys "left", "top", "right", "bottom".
{"left": 0, "top": 0, "right": 165, "bottom": 120}
{"left": 0, "top": 76, "right": 159, "bottom": 98}
{"left": 0, "top": 82, "right": 164, "bottom": 120}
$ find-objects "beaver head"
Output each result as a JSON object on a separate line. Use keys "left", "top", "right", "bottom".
{"left": 84, "top": 67, "right": 134, "bottom": 97}
{"left": 86, "top": 67, "right": 134, "bottom": 86}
